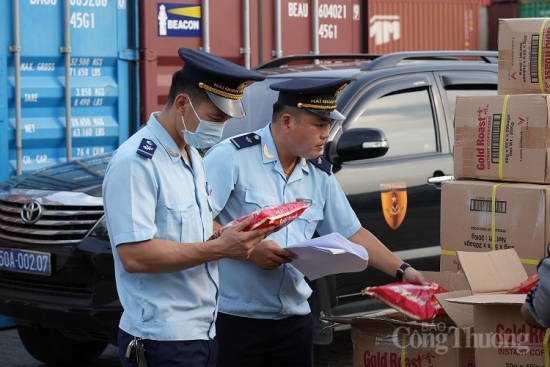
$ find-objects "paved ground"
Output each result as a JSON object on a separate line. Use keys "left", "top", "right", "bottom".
{"left": 0, "top": 326, "right": 353, "bottom": 367}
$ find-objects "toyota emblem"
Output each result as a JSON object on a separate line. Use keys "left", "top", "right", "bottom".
{"left": 21, "top": 200, "right": 43, "bottom": 224}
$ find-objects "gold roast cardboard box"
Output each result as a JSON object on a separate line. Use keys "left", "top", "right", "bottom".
{"left": 448, "top": 249, "right": 550, "bottom": 367}
{"left": 325, "top": 271, "right": 476, "bottom": 367}
{"left": 498, "top": 18, "right": 550, "bottom": 95}
{"left": 453, "top": 94, "right": 550, "bottom": 184}
{"left": 440, "top": 179, "right": 550, "bottom": 276}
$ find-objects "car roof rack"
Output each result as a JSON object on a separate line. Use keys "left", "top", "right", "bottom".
{"left": 360, "top": 51, "right": 498, "bottom": 71}
{"left": 254, "top": 54, "right": 382, "bottom": 70}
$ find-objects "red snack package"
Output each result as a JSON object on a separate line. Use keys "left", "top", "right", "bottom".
{"left": 506, "top": 273, "right": 539, "bottom": 294}
{"left": 361, "top": 281, "right": 448, "bottom": 321}
{"left": 209, "top": 201, "right": 311, "bottom": 240}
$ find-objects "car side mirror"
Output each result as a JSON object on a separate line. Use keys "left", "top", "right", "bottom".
{"left": 335, "top": 128, "right": 389, "bottom": 162}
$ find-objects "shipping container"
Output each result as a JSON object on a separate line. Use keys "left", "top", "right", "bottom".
{"left": 0, "top": 0, "right": 139, "bottom": 183}
{"left": 138, "top": 0, "right": 362, "bottom": 125}
{"left": 365, "top": 0, "right": 481, "bottom": 54}
{"left": 487, "top": 1, "right": 519, "bottom": 50}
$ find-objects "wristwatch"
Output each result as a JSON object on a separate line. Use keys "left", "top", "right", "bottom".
{"left": 395, "top": 262, "right": 411, "bottom": 281}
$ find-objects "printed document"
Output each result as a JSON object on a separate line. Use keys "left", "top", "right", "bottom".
{"left": 288, "top": 232, "right": 369, "bottom": 280}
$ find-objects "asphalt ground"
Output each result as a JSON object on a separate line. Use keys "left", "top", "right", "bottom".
{"left": 0, "top": 326, "right": 353, "bottom": 367}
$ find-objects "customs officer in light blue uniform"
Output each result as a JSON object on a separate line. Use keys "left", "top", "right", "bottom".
{"left": 102, "top": 48, "right": 269, "bottom": 367}
{"left": 204, "top": 78, "right": 428, "bottom": 367}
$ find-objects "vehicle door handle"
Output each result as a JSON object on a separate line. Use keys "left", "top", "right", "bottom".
{"left": 427, "top": 174, "right": 454, "bottom": 188}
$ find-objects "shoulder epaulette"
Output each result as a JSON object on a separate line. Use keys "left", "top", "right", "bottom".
{"left": 308, "top": 156, "right": 332, "bottom": 175}
{"left": 230, "top": 133, "right": 261, "bottom": 149}
{"left": 136, "top": 138, "right": 157, "bottom": 159}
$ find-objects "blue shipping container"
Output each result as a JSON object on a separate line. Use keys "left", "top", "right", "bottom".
{"left": 0, "top": 0, "right": 139, "bottom": 183}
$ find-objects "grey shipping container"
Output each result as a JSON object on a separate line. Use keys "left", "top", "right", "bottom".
{"left": 0, "top": 0, "right": 140, "bottom": 183}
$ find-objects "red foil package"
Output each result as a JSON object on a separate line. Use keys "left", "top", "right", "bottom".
{"left": 209, "top": 201, "right": 311, "bottom": 240}
{"left": 506, "top": 273, "right": 539, "bottom": 294}
{"left": 361, "top": 281, "right": 448, "bottom": 321}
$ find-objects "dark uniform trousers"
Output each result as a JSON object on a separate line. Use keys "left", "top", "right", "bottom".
{"left": 118, "top": 328, "right": 218, "bottom": 367}
{"left": 215, "top": 312, "right": 314, "bottom": 367}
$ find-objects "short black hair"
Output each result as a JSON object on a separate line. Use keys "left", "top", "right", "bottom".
{"left": 272, "top": 101, "right": 313, "bottom": 123}
{"left": 166, "top": 71, "right": 210, "bottom": 107}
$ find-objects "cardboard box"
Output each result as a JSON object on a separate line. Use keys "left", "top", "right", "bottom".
{"left": 440, "top": 179, "right": 549, "bottom": 276}
{"left": 448, "top": 249, "right": 550, "bottom": 367}
{"left": 498, "top": 18, "right": 550, "bottom": 95}
{"left": 453, "top": 94, "right": 550, "bottom": 183}
{"left": 326, "top": 271, "right": 476, "bottom": 367}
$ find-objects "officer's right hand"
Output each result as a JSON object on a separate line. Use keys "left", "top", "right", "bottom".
{"left": 216, "top": 215, "right": 274, "bottom": 261}
{"left": 247, "top": 240, "right": 297, "bottom": 270}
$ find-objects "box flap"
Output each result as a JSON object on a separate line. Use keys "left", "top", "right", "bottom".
{"left": 435, "top": 290, "right": 473, "bottom": 327}
{"left": 420, "top": 270, "right": 470, "bottom": 292}
{"left": 447, "top": 293, "right": 527, "bottom": 305}
{"left": 322, "top": 309, "right": 396, "bottom": 326}
{"left": 457, "top": 249, "right": 528, "bottom": 294}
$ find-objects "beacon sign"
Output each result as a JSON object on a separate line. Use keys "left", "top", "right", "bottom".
{"left": 157, "top": 3, "right": 201, "bottom": 37}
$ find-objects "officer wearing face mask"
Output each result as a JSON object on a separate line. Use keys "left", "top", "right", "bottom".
{"left": 102, "top": 48, "right": 269, "bottom": 367}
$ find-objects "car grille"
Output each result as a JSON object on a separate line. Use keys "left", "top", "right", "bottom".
{"left": 0, "top": 275, "right": 92, "bottom": 298}
{"left": 0, "top": 199, "right": 104, "bottom": 245}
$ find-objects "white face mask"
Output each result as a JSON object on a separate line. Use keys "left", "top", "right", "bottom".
{"left": 181, "top": 99, "right": 225, "bottom": 149}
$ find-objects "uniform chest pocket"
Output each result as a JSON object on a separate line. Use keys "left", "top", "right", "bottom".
{"left": 297, "top": 206, "right": 324, "bottom": 238}
{"left": 166, "top": 201, "right": 202, "bottom": 243}
{"left": 240, "top": 189, "right": 279, "bottom": 217}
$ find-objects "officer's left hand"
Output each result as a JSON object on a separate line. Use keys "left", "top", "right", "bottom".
{"left": 402, "top": 267, "right": 428, "bottom": 285}
{"left": 248, "top": 240, "right": 297, "bottom": 270}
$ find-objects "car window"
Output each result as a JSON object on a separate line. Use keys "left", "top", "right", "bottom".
{"left": 445, "top": 88, "right": 496, "bottom": 115}
{"left": 350, "top": 88, "right": 437, "bottom": 158}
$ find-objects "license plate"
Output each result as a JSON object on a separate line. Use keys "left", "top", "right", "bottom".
{"left": 0, "top": 248, "right": 51, "bottom": 276}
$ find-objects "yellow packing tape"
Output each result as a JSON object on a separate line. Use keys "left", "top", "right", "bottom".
{"left": 539, "top": 19, "right": 550, "bottom": 94}
{"left": 498, "top": 96, "right": 508, "bottom": 181}
{"left": 440, "top": 250, "right": 537, "bottom": 266}
{"left": 491, "top": 183, "right": 504, "bottom": 251}
{"left": 401, "top": 332, "right": 406, "bottom": 367}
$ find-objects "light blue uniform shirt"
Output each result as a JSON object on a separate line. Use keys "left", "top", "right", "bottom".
{"left": 102, "top": 113, "right": 217, "bottom": 340}
{"left": 203, "top": 125, "right": 361, "bottom": 319}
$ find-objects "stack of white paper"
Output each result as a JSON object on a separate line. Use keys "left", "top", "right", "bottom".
{"left": 287, "top": 232, "right": 369, "bottom": 280}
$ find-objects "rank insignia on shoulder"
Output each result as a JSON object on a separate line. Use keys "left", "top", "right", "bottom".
{"left": 137, "top": 138, "right": 157, "bottom": 159}
{"left": 230, "top": 133, "right": 261, "bottom": 149}
{"left": 308, "top": 156, "right": 332, "bottom": 175}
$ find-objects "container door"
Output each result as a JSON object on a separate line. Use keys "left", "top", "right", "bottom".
{"left": 366, "top": 0, "right": 480, "bottom": 53}
{"left": 0, "top": 0, "right": 138, "bottom": 183}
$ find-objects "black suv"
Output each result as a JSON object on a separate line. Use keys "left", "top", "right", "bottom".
{"left": 0, "top": 51, "right": 497, "bottom": 366}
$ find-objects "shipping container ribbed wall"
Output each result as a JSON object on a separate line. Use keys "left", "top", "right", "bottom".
{"left": 365, "top": 0, "right": 481, "bottom": 54}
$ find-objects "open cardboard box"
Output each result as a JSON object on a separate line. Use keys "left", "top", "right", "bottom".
{"left": 447, "top": 249, "right": 549, "bottom": 367}
{"left": 324, "top": 271, "right": 476, "bottom": 367}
